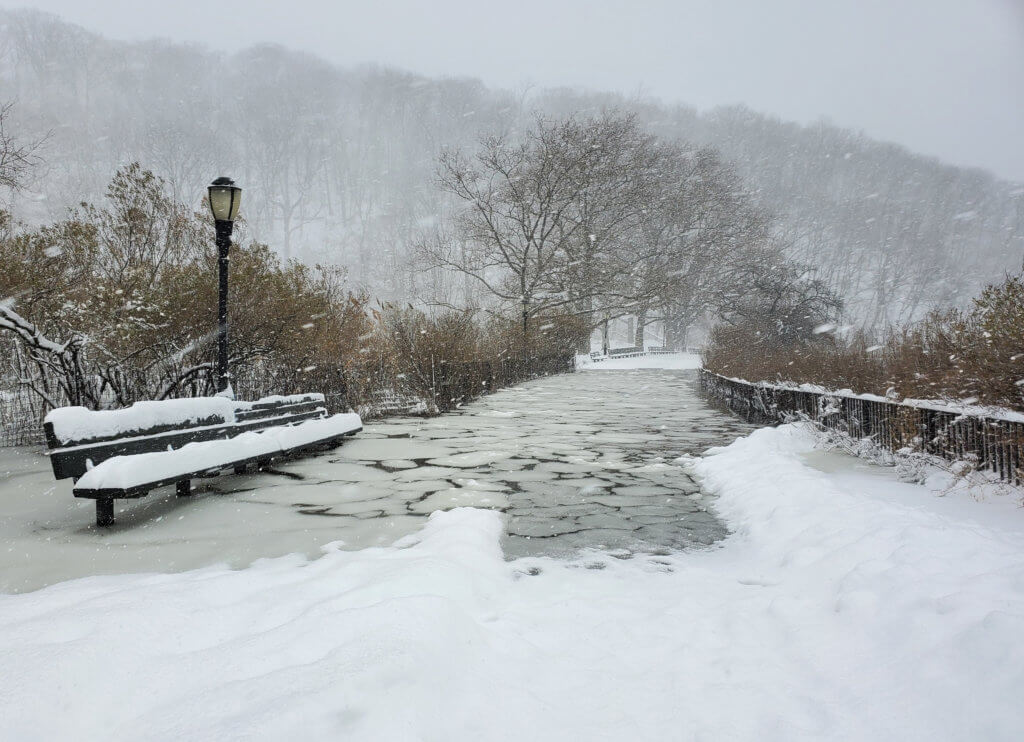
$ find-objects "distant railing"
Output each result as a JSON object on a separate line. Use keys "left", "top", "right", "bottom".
{"left": 699, "top": 369, "right": 1024, "bottom": 484}
{"left": 645, "top": 346, "right": 702, "bottom": 355}
{"left": 607, "top": 346, "right": 644, "bottom": 358}
{"left": 594, "top": 347, "right": 701, "bottom": 359}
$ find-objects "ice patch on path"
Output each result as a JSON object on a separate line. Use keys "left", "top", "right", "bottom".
{"left": 427, "top": 450, "right": 515, "bottom": 467}
{"left": 409, "top": 487, "right": 511, "bottom": 514}
{"left": 3, "top": 426, "right": 1024, "bottom": 740}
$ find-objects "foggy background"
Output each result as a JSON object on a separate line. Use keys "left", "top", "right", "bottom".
{"left": 1, "top": 1, "right": 1023, "bottom": 330}
{"left": 13, "top": 0, "right": 1024, "bottom": 180}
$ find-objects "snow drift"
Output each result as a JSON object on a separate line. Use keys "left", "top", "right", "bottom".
{"left": 1, "top": 424, "right": 1023, "bottom": 740}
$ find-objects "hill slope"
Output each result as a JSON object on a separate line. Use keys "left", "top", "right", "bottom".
{"left": 1, "top": 9, "right": 1020, "bottom": 327}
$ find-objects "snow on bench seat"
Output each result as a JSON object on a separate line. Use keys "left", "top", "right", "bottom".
{"left": 46, "top": 398, "right": 237, "bottom": 446}
{"left": 45, "top": 393, "right": 326, "bottom": 447}
{"left": 75, "top": 412, "right": 361, "bottom": 493}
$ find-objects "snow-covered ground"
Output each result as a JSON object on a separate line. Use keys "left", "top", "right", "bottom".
{"left": 2, "top": 373, "right": 1023, "bottom": 740}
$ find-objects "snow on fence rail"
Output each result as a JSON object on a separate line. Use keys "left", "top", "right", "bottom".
{"left": 592, "top": 347, "right": 701, "bottom": 360}
{"left": 698, "top": 369, "right": 1024, "bottom": 484}
{"left": 645, "top": 346, "right": 702, "bottom": 355}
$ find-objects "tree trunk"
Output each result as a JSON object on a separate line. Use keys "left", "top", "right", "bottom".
{"left": 575, "top": 294, "right": 595, "bottom": 354}
{"left": 601, "top": 315, "right": 610, "bottom": 354}
{"left": 664, "top": 315, "right": 682, "bottom": 351}
{"left": 281, "top": 209, "right": 292, "bottom": 262}
{"left": 522, "top": 304, "right": 530, "bottom": 357}
{"left": 634, "top": 308, "right": 647, "bottom": 348}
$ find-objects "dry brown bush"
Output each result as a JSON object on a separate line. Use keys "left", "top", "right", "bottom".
{"left": 703, "top": 273, "right": 1024, "bottom": 411}
{"left": 338, "top": 305, "right": 582, "bottom": 414}
{"left": 1, "top": 164, "right": 578, "bottom": 426}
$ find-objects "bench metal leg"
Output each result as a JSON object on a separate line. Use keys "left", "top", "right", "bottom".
{"left": 177, "top": 479, "right": 191, "bottom": 497}
{"left": 96, "top": 499, "right": 115, "bottom": 527}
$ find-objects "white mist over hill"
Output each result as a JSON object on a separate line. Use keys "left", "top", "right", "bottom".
{"left": 1, "top": 7, "right": 1021, "bottom": 328}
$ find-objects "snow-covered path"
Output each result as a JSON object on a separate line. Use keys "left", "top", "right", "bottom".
{"left": 2, "top": 422, "right": 1023, "bottom": 740}
{"left": 0, "top": 365, "right": 749, "bottom": 592}
{"left": 2, "top": 364, "right": 1023, "bottom": 740}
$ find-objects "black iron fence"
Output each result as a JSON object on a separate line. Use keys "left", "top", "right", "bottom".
{"left": 1, "top": 353, "right": 575, "bottom": 448}
{"left": 0, "top": 388, "right": 47, "bottom": 447}
{"left": 231, "top": 353, "right": 574, "bottom": 419}
{"left": 430, "top": 353, "right": 575, "bottom": 413}
{"left": 699, "top": 369, "right": 1024, "bottom": 484}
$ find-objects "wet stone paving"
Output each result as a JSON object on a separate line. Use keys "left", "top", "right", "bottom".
{"left": 270, "top": 368, "right": 755, "bottom": 559}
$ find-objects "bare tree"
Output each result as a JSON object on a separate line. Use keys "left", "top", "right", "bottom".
{"left": 639, "top": 145, "right": 772, "bottom": 349}
{"left": 0, "top": 101, "right": 45, "bottom": 193}
{"left": 427, "top": 119, "right": 603, "bottom": 347}
{"left": 425, "top": 113, "right": 784, "bottom": 353}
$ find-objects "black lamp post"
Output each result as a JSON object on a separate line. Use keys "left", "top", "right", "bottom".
{"left": 207, "top": 177, "right": 242, "bottom": 395}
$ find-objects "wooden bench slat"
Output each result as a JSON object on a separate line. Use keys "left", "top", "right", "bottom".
{"left": 73, "top": 417, "right": 362, "bottom": 499}
{"left": 234, "top": 400, "right": 322, "bottom": 422}
{"left": 43, "top": 414, "right": 232, "bottom": 450}
{"left": 73, "top": 432, "right": 359, "bottom": 500}
{"left": 48, "top": 408, "right": 328, "bottom": 480}
{"left": 44, "top": 394, "right": 327, "bottom": 449}
{"left": 243, "top": 394, "right": 323, "bottom": 410}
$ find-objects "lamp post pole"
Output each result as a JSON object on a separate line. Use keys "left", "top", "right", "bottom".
{"left": 215, "top": 219, "right": 231, "bottom": 393}
{"left": 207, "top": 177, "right": 242, "bottom": 396}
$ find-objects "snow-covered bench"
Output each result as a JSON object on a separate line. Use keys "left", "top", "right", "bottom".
{"left": 44, "top": 394, "right": 362, "bottom": 527}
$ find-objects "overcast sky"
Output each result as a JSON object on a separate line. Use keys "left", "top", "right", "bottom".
{"left": 11, "top": 0, "right": 1024, "bottom": 181}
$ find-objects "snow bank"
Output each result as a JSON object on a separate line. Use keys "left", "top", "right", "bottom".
{"left": 577, "top": 351, "right": 702, "bottom": 370}
{"left": 2, "top": 424, "right": 1023, "bottom": 740}
{"left": 689, "top": 424, "right": 1024, "bottom": 739}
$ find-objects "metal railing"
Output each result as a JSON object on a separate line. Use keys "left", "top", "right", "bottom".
{"left": 590, "top": 347, "right": 701, "bottom": 360}
{"left": 699, "top": 369, "right": 1024, "bottom": 484}
{"left": 646, "top": 346, "right": 702, "bottom": 355}
{"left": 0, "top": 389, "right": 47, "bottom": 447}
{"left": 1, "top": 353, "right": 576, "bottom": 447}
{"left": 430, "top": 353, "right": 575, "bottom": 413}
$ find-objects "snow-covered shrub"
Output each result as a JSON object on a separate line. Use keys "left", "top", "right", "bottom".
{"left": 703, "top": 272, "right": 1024, "bottom": 413}
{"left": 0, "top": 164, "right": 370, "bottom": 413}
